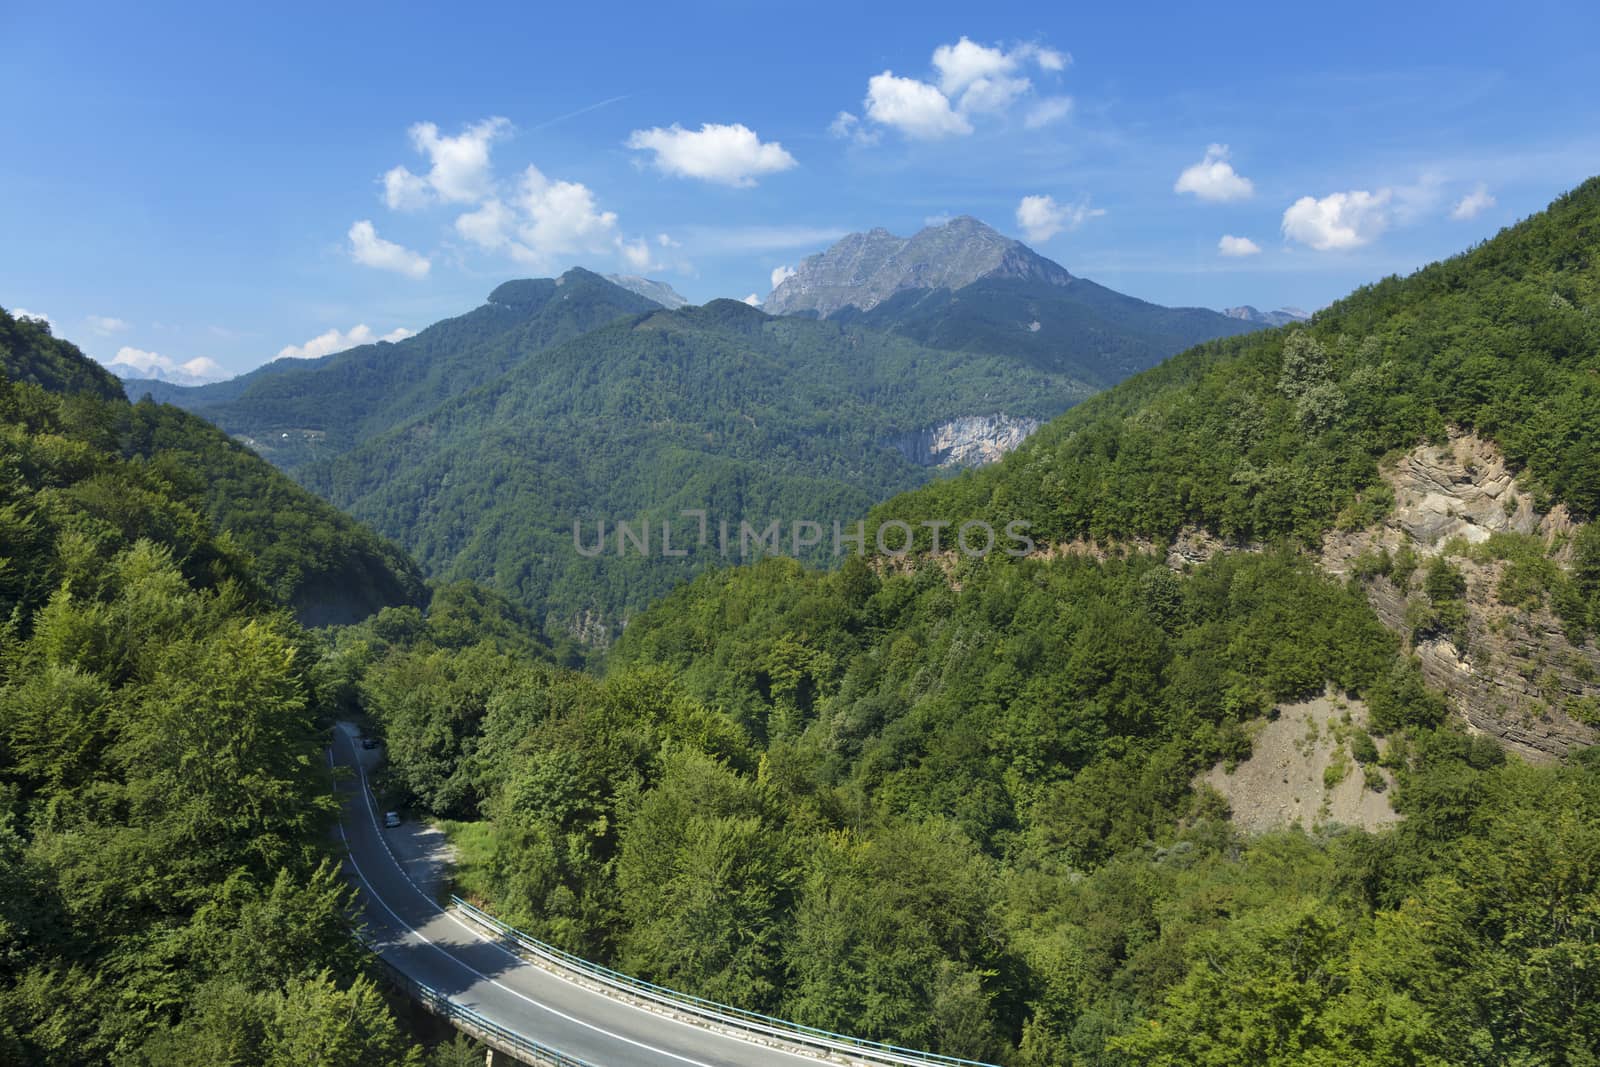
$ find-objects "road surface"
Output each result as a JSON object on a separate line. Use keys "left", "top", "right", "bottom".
{"left": 330, "top": 722, "right": 839, "bottom": 1067}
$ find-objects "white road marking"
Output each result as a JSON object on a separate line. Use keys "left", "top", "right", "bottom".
{"left": 329, "top": 727, "right": 831, "bottom": 1067}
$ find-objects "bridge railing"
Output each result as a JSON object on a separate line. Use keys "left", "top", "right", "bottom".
{"left": 374, "top": 953, "right": 600, "bottom": 1067}
{"left": 450, "top": 895, "right": 1001, "bottom": 1067}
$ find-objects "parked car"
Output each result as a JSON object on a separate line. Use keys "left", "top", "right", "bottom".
{"left": 384, "top": 811, "right": 401, "bottom": 828}
{"left": 361, "top": 737, "right": 379, "bottom": 750}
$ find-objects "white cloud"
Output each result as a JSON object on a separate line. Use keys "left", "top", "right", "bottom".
{"left": 856, "top": 38, "right": 1069, "bottom": 140}
{"left": 1218, "top": 235, "right": 1263, "bottom": 257}
{"left": 1024, "top": 96, "right": 1073, "bottom": 129}
{"left": 451, "top": 166, "right": 622, "bottom": 269}
{"left": 375, "top": 117, "right": 641, "bottom": 273}
{"left": 88, "top": 315, "right": 130, "bottom": 335}
{"left": 382, "top": 166, "right": 432, "bottom": 211}
{"left": 1016, "top": 194, "right": 1104, "bottom": 243}
{"left": 348, "top": 220, "right": 431, "bottom": 278}
{"left": 385, "top": 117, "right": 511, "bottom": 209}
{"left": 828, "top": 110, "right": 881, "bottom": 145}
{"left": 277, "top": 324, "right": 413, "bottom": 360}
{"left": 1392, "top": 173, "right": 1446, "bottom": 223}
{"left": 741, "top": 294, "right": 762, "bottom": 307}
{"left": 865, "top": 71, "right": 973, "bottom": 139}
{"left": 932, "top": 37, "right": 1017, "bottom": 96}
{"left": 517, "top": 165, "right": 620, "bottom": 255}
{"left": 618, "top": 237, "right": 657, "bottom": 272}
{"left": 1281, "top": 189, "right": 1393, "bottom": 251}
{"left": 931, "top": 37, "right": 1034, "bottom": 114}
{"left": 12, "top": 308, "right": 53, "bottom": 329}
{"left": 657, "top": 233, "right": 679, "bottom": 248}
{"left": 1026, "top": 44, "right": 1070, "bottom": 71}
{"left": 770, "top": 264, "right": 796, "bottom": 289}
{"left": 626, "top": 123, "right": 797, "bottom": 187}
{"left": 1451, "top": 183, "right": 1496, "bottom": 220}
{"left": 106, "top": 346, "right": 225, "bottom": 384}
{"left": 1174, "top": 144, "right": 1255, "bottom": 202}
{"left": 453, "top": 198, "right": 520, "bottom": 256}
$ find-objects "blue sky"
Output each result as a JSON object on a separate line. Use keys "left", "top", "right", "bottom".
{"left": 5, "top": 0, "right": 1600, "bottom": 381}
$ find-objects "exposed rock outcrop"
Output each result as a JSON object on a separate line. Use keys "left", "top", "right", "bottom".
{"left": 603, "top": 274, "right": 690, "bottom": 310}
{"left": 889, "top": 414, "right": 1042, "bottom": 468}
{"left": 1200, "top": 693, "right": 1400, "bottom": 834}
{"left": 1222, "top": 306, "right": 1311, "bottom": 327}
{"left": 1322, "top": 431, "right": 1598, "bottom": 762}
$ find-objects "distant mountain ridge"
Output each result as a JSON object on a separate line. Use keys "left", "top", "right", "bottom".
{"left": 765, "top": 216, "right": 1071, "bottom": 318}
{"left": 138, "top": 272, "right": 1104, "bottom": 641}
{"left": 1223, "top": 305, "right": 1311, "bottom": 327}
{"left": 292, "top": 295, "right": 1099, "bottom": 641}
{"left": 766, "top": 217, "right": 1264, "bottom": 388}
{"left": 106, "top": 359, "right": 224, "bottom": 387}
{"left": 135, "top": 269, "right": 660, "bottom": 467}
{"left": 605, "top": 273, "right": 691, "bottom": 309}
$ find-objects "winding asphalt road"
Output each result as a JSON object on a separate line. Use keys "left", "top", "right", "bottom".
{"left": 330, "top": 722, "right": 837, "bottom": 1066}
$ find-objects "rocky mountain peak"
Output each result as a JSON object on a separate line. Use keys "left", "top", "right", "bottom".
{"left": 765, "top": 216, "right": 1072, "bottom": 318}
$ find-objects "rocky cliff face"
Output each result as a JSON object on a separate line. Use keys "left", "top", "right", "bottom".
{"left": 766, "top": 216, "right": 1071, "bottom": 318}
{"left": 1322, "top": 432, "right": 1599, "bottom": 762}
{"left": 603, "top": 274, "right": 690, "bottom": 310}
{"left": 1222, "top": 305, "right": 1311, "bottom": 327}
{"left": 889, "top": 414, "right": 1042, "bottom": 468}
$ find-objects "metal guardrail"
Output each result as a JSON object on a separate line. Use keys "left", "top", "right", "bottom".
{"left": 450, "top": 895, "right": 1001, "bottom": 1067}
{"left": 374, "top": 954, "right": 600, "bottom": 1067}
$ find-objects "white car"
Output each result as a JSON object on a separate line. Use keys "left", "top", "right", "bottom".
{"left": 383, "top": 811, "right": 401, "bottom": 828}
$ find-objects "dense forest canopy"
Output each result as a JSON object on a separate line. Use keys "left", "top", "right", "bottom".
{"left": 293, "top": 295, "right": 1099, "bottom": 643}
{"left": 356, "top": 181, "right": 1600, "bottom": 1063}
{"left": 5, "top": 175, "right": 1600, "bottom": 1064}
{"left": 137, "top": 270, "right": 663, "bottom": 464}
{"left": 142, "top": 264, "right": 1260, "bottom": 647}
{"left": 0, "top": 317, "right": 445, "bottom": 1062}
{"left": 0, "top": 307, "right": 428, "bottom": 626}
{"left": 0, "top": 309, "right": 125, "bottom": 402}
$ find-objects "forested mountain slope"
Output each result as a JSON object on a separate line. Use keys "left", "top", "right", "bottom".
{"left": 131, "top": 270, "right": 660, "bottom": 467}
{"left": 135, "top": 246, "right": 1260, "bottom": 644}
{"left": 295, "top": 298, "right": 1098, "bottom": 642}
{"left": 1, "top": 310, "right": 125, "bottom": 401}
{"left": 361, "top": 180, "right": 1600, "bottom": 1064}
{"left": 0, "top": 306, "right": 426, "bottom": 625}
{"left": 0, "top": 317, "right": 465, "bottom": 1062}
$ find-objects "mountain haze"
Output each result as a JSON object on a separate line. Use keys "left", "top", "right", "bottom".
{"left": 141, "top": 243, "right": 1281, "bottom": 643}
{"left": 295, "top": 297, "right": 1098, "bottom": 640}
{"left": 766, "top": 216, "right": 1264, "bottom": 386}
{"left": 1224, "top": 304, "right": 1312, "bottom": 327}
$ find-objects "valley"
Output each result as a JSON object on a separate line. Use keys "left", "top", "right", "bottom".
{"left": 4, "top": 14, "right": 1600, "bottom": 1063}
{"left": 137, "top": 221, "right": 1264, "bottom": 645}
